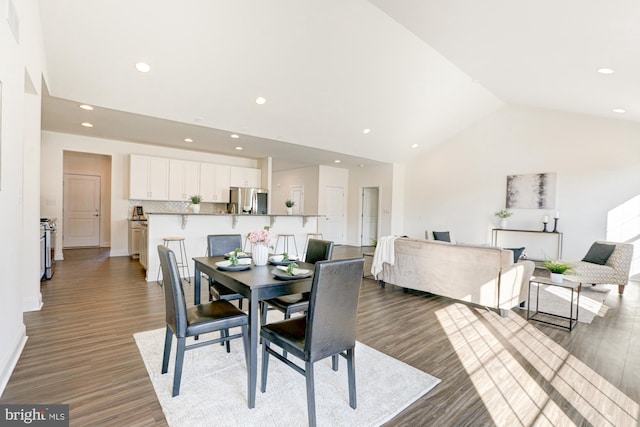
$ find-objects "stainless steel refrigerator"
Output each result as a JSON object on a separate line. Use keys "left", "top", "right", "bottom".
{"left": 229, "top": 187, "right": 268, "bottom": 214}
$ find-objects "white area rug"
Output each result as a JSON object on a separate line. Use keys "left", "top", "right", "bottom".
{"left": 523, "top": 283, "right": 611, "bottom": 323}
{"left": 134, "top": 327, "right": 440, "bottom": 427}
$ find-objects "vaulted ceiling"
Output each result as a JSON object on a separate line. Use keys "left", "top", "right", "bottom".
{"left": 39, "top": 0, "right": 639, "bottom": 171}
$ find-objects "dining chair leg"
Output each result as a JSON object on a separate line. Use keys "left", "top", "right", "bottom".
{"left": 172, "top": 337, "right": 186, "bottom": 397}
{"left": 241, "top": 324, "right": 249, "bottom": 367}
{"left": 223, "top": 329, "right": 231, "bottom": 353}
{"left": 347, "top": 347, "right": 356, "bottom": 409}
{"left": 305, "top": 361, "right": 317, "bottom": 427}
{"left": 161, "top": 326, "right": 172, "bottom": 374}
{"left": 260, "top": 342, "right": 270, "bottom": 393}
{"left": 282, "top": 312, "right": 291, "bottom": 358}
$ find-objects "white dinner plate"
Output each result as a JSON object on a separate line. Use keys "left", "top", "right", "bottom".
{"left": 216, "top": 258, "right": 252, "bottom": 271}
{"left": 271, "top": 266, "right": 312, "bottom": 280}
{"left": 268, "top": 254, "right": 299, "bottom": 265}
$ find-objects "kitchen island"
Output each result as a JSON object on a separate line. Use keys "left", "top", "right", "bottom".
{"left": 143, "top": 213, "right": 324, "bottom": 282}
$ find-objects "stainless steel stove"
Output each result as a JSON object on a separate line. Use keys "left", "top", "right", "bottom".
{"left": 40, "top": 218, "right": 57, "bottom": 280}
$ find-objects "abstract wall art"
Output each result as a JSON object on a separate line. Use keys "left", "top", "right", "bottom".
{"left": 506, "top": 172, "right": 556, "bottom": 209}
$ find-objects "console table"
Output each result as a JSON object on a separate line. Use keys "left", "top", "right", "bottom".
{"left": 491, "top": 228, "right": 563, "bottom": 262}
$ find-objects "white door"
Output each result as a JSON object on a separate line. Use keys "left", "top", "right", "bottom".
{"left": 64, "top": 174, "right": 101, "bottom": 247}
{"left": 290, "top": 185, "right": 304, "bottom": 214}
{"left": 323, "top": 186, "right": 345, "bottom": 244}
{"left": 361, "top": 187, "right": 379, "bottom": 246}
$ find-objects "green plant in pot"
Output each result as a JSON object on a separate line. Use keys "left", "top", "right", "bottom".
{"left": 494, "top": 209, "right": 513, "bottom": 229}
{"left": 190, "top": 194, "right": 202, "bottom": 213}
{"left": 285, "top": 200, "right": 295, "bottom": 214}
{"left": 543, "top": 260, "right": 574, "bottom": 284}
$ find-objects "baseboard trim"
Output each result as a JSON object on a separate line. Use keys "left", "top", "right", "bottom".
{"left": 109, "top": 249, "right": 129, "bottom": 257}
{"left": 0, "top": 324, "right": 27, "bottom": 397}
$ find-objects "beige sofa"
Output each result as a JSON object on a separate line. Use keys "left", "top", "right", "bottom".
{"left": 376, "top": 237, "right": 535, "bottom": 317}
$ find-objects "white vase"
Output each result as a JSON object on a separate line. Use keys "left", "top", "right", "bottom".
{"left": 500, "top": 219, "right": 507, "bottom": 229}
{"left": 252, "top": 244, "right": 269, "bottom": 266}
{"left": 550, "top": 272, "right": 564, "bottom": 284}
{"left": 286, "top": 207, "right": 293, "bottom": 215}
{"left": 191, "top": 204, "right": 200, "bottom": 213}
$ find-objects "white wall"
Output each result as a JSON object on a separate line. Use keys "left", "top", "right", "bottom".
{"left": 345, "top": 163, "right": 395, "bottom": 246}
{"left": 0, "top": 0, "right": 46, "bottom": 395}
{"left": 41, "top": 131, "right": 259, "bottom": 258}
{"left": 404, "top": 105, "right": 640, "bottom": 260}
{"left": 272, "top": 166, "right": 320, "bottom": 215}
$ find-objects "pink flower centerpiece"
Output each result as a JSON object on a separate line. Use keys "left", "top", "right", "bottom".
{"left": 248, "top": 227, "right": 275, "bottom": 265}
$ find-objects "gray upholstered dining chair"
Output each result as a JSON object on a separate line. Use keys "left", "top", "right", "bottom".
{"left": 260, "top": 257, "right": 365, "bottom": 427}
{"left": 158, "top": 245, "right": 248, "bottom": 397}
{"left": 259, "top": 239, "right": 334, "bottom": 326}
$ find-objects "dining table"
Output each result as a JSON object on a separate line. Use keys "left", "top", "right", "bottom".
{"left": 192, "top": 256, "right": 314, "bottom": 409}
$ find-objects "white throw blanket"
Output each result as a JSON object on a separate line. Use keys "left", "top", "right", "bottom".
{"left": 371, "top": 235, "right": 398, "bottom": 279}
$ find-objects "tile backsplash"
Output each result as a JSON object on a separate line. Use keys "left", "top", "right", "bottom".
{"left": 128, "top": 200, "right": 229, "bottom": 217}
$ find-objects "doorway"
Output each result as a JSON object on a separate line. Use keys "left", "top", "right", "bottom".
{"left": 63, "top": 174, "right": 101, "bottom": 247}
{"left": 62, "top": 151, "right": 112, "bottom": 250}
{"left": 322, "top": 186, "right": 345, "bottom": 244}
{"left": 361, "top": 187, "right": 379, "bottom": 246}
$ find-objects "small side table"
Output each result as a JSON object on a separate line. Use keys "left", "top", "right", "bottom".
{"left": 527, "top": 275, "right": 580, "bottom": 331}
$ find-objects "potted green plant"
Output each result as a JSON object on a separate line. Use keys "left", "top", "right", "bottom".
{"left": 494, "top": 209, "right": 513, "bottom": 229}
{"left": 190, "top": 194, "right": 202, "bottom": 213}
{"left": 285, "top": 200, "right": 295, "bottom": 215}
{"left": 543, "top": 260, "right": 574, "bottom": 284}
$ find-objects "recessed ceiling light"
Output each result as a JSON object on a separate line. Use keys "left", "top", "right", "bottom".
{"left": 363, "top": 128, "right": 371, "bottom": 134}
{"left": 135, "top": 62, "right": 151, "bottom": 73}
{"left": 184, "top": 138, "right": 193, "bottom": 142}
{"left": 255, "top": 96, "right": 266, "bottom": 105}
{"left": 613, "top": 108, "right": 626, "bottom": 113}
{"left": 79, "top": 104, "right": 94, "bottom": 111}
{"left": 359, "top": 164, "right": 364, "bottom": 168}
{"left": 230, "top": 134, "right": 240, "bottom": 139}
{"left": 81, "top": 122, "right": 93, "bottom": 128}
{"left": 334, "top": 160, "right": 341, "bottom": 163}
{"left": 235, "top": 146, "right": 243, "bottom": 150}
{"left": 597, "top": 68, "right": 615, "bottom": 74}
{"left": 411, "top": 143, "right": 419, "bottom": 149}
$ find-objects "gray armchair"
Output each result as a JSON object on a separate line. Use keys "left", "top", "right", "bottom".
{"left": 563, "top": 240, "right": 633, "bottom": 294}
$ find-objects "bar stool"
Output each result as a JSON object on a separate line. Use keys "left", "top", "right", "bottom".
{"left": 157, "top": 237, "right": 190, "bottom": 285}
{"left": 303, "top": 232, "right": 323, "bottom": 256}
{"left": 275, "top": 233, "right": 299, "bottom": 257}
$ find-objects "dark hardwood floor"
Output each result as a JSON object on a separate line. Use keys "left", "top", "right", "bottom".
{"left": 2, "top": 246, "right": 639, "bottom": 426}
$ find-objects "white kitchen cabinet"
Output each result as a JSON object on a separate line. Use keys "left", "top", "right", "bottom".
{"left": 139, "top": 223, "right": 148, "bottom": 270}
{"left": 169, "top": 159, "right": 201, "bottom": 201}
{"left": 200, "top": 163, "right": 230, "bottom": 203}
{"left": 129, "top": 155, "right": 170, "bottom": 200}
{"left": 229, "top": 166, "right": 261, "bottom": 188}
{"left": 128, "top": 221, "right": 143, "bottom": 257}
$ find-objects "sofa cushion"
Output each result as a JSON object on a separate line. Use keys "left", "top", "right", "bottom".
{"left": 582, "top": 242, "right": 615, "bottom": 265}
{"left": 432, "top": 231, "right": 451, "bottom": 242}
{"left": 506, "top": 247, "right": 525, "bottom": 263}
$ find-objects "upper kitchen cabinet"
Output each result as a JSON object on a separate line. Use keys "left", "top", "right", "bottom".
{"left": 129, "top": 155, "right": 170, "bottom": 200}
{"left": 200, "top": 163, "right": 230, "bottom": 203}
{"left": 229, "top": 166, "right": 261, "bottom": 188}
{"left": 169, "top": 159, "right": 201, "bottom": 201}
